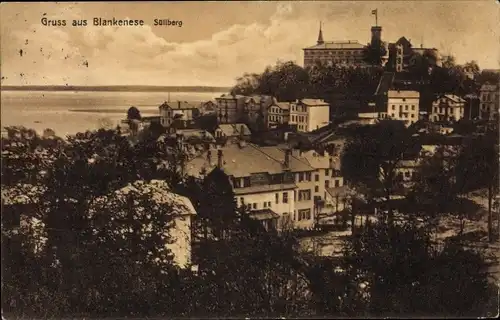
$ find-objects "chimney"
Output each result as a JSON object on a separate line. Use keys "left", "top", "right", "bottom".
{"left": 284, "top": 149, "right": 291, "bottom": 169}
{"left": 217, "top": 149, "right": 223, "bottom": 168}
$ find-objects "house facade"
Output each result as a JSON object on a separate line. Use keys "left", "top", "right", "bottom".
{"left": 430, "top": 94, "right": 466, "bottom": 122}
{"left": 289, "top": 99, "right": 330, "bottom": 132}
{"left": 479, "top": 82, "right": 499, "bottom": 120}
{"left": 186, "top": 144, "right": 340, "bottom": 230}
{"left": 214, "top": 94, "right": 247, "bottom": 124}
{"left": 267, "top": 101, "right": 291, "bottom": 129}
{"left": 159, "top": 101, "right": 200, "bottom": 128}
{"left": 386, "top": 90, "right": 420, "bottom": 125}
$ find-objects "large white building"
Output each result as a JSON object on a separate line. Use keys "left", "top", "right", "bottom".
{"left": 386, "top": 90, "right": 420, "bottom": 125}
{"left": 430, "top": 94, "right": 465, "bottom": 122}
{"left": 186, "top": 144, "right": 342, "bottom": 230}
{"left": 479, "top": 82, "right": 499, "bottom": 120}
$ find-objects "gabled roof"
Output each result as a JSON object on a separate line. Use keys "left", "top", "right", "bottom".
{"left": 304, "top": 40, "right": 365, "bottom": 50}
{"left": 216, "top": 123, "right": 251, "bottom": 137}
{"left": 299, "top": 99, "right": 329, "bottom": 106}
{"left": 270, "top": 102, "right": 291, "bottom": 110}
{"left": 186, "top": 144, "right": 315, "bottom": 178}
{"left": 435, "top": 94, "right": 466, "bottom": 104}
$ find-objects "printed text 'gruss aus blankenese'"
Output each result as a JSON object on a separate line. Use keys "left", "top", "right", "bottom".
{"left": 40, "top": 17, "right": 183, "bottom": 27}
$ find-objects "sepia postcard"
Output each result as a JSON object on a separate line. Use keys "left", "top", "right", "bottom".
{"left": 1, "top": 1, "right": 499, "bottom": 319}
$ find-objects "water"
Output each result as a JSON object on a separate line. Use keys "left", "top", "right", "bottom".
{"left": 0, "top": 91, "right": 224, "bottom": 136}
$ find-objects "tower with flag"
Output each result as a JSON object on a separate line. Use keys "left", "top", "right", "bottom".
{"left": 372, "top": 9, "right": 378, "bottom": 26}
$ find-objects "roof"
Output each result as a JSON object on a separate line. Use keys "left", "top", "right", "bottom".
{"left": 250, "top": 209, "right": 280, "bottom": 221}
{"left": 169, "top": 129, "right": 215, "bottom": 141}
{"left": 216, "top": 123, "right": 251, "bottom": 137}
{"left": 304, "top": 40, "right": 365, "bottom": 50}
{"left": 186, "top": 144, "right": 314, "bottom": 178}
{"left": 388, "top": 90, "right": 420, "bottom": 98}
{"left": 159, "top": 101, "right": 199, "bottom": 110}
{"left": 244, "top": 95, "right": 273, "bottom": 104}
{"left": 299, "top": 99, "right": 329, "bottom": 106}
{"left": 270, "top": 102, "right": 291, "bottom": 110}
{"left": 436, "top": 94, "right": 466, "bottom": 104}
{"left": 95, "top": 180, "right": 196, "bottom": 216}
{"left": 216, "top": 93, "right": 246, "bottom": 100}
{"left": 300, "top": 150, "right": 332, "bottom": 169}
{"left": 326, "top": 186, "right": 351, "bottom": 198}
{"left": 375, "top": 72, "right": 395, "bottom": 95}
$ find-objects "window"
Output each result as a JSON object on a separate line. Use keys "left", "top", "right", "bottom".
{"left": 325, "top": 169, "right": 330, "bottom": 176}
{"left": 240, "top": 197, "right": 244, "bottom": 205}
{"left": 263, "top": 202, "right": 268, "bottom": 208}
{"left": 392, "top": 105, "right": 396, "bottom": 110}
{"left": 298, "top": 209, "right": 311, "bottom": 221}
{"left": 299, "top": 173, "right": 304, "bottom": 182}
{"left": 305, "top": 172, "right": 311, "bottom": 181}
{"left": 283, "top": 192, "right": 288, "bottom": 203}
{"left": 275, "top": 193, "right": 279, "bottom": 204}
{"left": 315, "top": 186, "right": 319, "bottom": 192}
{"left": 405, "top": 105, "right": 408, "bottom": 110}
{"left": 246, "top": 204, "right": 251, "bottom": 210}
{"left": 325, "top": 180, "right": 330, "bottom": 188}
{"left": 315, "top": 174, "right": 319, "bottom": 182}
{"left": 405, "top": 171, "right": 411, "bottom": 178}
{"left": 252, "top": 203, "right": 257, "bottom": 209}
{"left": 334, "top": 179, "right": 340, "bottom": 187}
{"left": 298, "top": 189, "right": 311, "bottom": 201}
{"left": 267, "top": 201, "right": 271, "bottom": 207}
{"left": 411, "top": 105, "right": 415, "bottom": 110}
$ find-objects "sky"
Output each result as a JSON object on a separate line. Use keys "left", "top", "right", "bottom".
{"left": 1, "top": 1, "right": 499, "bottom": 87}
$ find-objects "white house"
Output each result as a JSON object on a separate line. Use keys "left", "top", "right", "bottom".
{"left": 430, "top": 94, "right": 466, "bottom": 122}
{"left": 386, "top": 90, "right": 420, "bottom": 126}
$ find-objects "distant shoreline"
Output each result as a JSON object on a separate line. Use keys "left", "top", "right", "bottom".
{"left": 0, "top": 85, "right": 232, "bottom": 93}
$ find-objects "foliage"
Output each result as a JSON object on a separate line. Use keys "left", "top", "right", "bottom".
{"left": 343, "top": 221, "right": 494, "bottom": 317}
{"left": 231, "top": 60, "right": 383, "bottom": 103}
{"left": 363, "top": 40, "right": 388, "bottom": 65}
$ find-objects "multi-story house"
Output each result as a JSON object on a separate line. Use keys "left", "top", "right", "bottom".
{"left": 187, "top": 144, "right": 339, "bottom": 230}
{"left": 214, "top": 94, "right": 247, "bottom": 124}
{"left": 267, "top": 101, "right": 291, "bottom": 129}
{"left": 430, "top": 94, "right": 465, "bottom": 122}
{"left": 243, "top": 95, "right": 274, "bottom": 125}
{"left": 199, "top": 100, "right": 217, "bottom": 115}
{"left": 159, "top": 101, "right": 200, "bottom": 128}
{"left": 479, "top": 82, "right": 499, "bottom": 120}
{"left": 289, "top": 99, "right": 330, "bottom": 132}
{"left": 386, "top": 90, "right": 420, "bottom": 126}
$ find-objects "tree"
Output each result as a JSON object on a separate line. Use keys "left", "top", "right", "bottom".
{"left": 456, "top": 129, "right": 499, "bottom": 242}
{"left": 343, "top": 220, "right": 495, "bottom": 317}
{"left": 363, "top": 41, "right": 388, "bottom": 66}
{"left": 340, "top": 121, "right": 414, "bottom": 227}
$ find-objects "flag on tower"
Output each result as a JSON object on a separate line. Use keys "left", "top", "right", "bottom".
{"left": 371, "top": 9, "right": 377, "bottom": 15}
